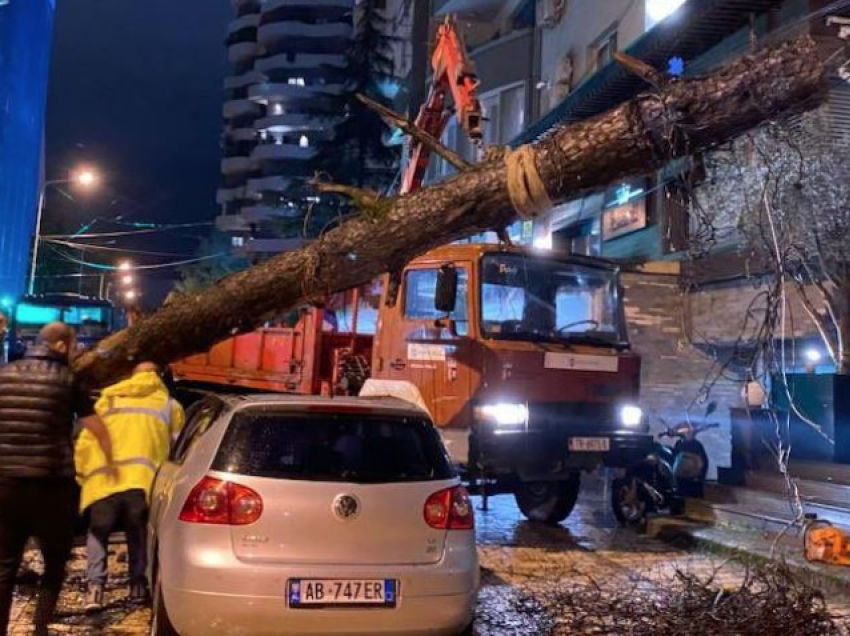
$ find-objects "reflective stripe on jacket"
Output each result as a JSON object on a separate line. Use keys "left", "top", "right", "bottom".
{"left": 74, "top": 371, "right": 185, "bottom": 512}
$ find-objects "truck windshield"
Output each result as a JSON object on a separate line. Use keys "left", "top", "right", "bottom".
{"left": 480, "top": 254, "right": 627, "bottom": 347}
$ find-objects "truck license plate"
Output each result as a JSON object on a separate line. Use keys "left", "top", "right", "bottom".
{"left": 288, "top": 579, "right": 397, "bottom": 608}
{"left": 569, "top": 437, "right": 610, "bottom": 452}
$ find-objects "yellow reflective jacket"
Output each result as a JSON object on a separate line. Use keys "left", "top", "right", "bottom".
{"left": 75, "top": 371, "right": 185, "bottom": 512}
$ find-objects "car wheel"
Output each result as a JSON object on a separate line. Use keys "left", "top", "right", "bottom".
{"left": 514, "top": 473, "right": 580, "bottom": 524}
{"left": 150, "top": 568, "right": 180, "bottom": 636}
{"left": 611, "top": 476, "right": 651, "bottom": 527}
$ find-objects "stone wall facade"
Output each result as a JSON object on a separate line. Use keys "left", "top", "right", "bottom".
{"left": 623, "top": 271, "right": 740, "bottom": 477}
{"left": 623, "top": 268, "right": 825, "bottom": 477}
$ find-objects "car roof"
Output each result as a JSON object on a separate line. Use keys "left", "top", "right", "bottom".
{"left": 216, "top": 394, "right": 431, "bottom": 419}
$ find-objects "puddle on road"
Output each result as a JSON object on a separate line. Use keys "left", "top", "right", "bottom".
{"left": 475, "top": 585, "right": 554, "bottom": 636}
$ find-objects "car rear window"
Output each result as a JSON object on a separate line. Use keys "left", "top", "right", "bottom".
{"left": 212, "top": 410, "right": 457, "bottom": 483}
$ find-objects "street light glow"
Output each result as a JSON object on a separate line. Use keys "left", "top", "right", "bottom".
{"left": 124, "top": 290, "right": 137, "bottom": 300}
{"left": 647, "top": 0, "right": 687, "bottom": 23}
{"left": 118, "top": 261, "right": 133, "bottom": 272}
{"left": 121, "top": 274, "right": 134, "bottom": 285}
{"left": 805, "top": 348, "right": 823, "bottom": 364}
{"left": 75, "top": 169, "right": 99, "bottom": 187}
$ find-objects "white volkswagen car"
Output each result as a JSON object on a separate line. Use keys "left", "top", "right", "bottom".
{"left": 148, "top": 394, "right": 479, "bottom": 636}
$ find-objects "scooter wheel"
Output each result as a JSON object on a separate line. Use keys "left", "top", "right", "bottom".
{"left": 611, "top": 476, "right": 652, "bottom": 527}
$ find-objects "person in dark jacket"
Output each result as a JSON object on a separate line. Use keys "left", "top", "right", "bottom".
{"left": 0, "top": 322, "right": 114, "bottom": 636}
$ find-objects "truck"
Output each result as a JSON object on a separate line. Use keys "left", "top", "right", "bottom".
{"left": 172, "top": 242, "right": 652, "bottom": 523}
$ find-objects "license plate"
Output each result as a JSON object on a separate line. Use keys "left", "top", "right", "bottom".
{"left": 568, "top": 437, "right": 610, "bottom": 452}
{"left": 288, "top": 579, "right": 397, "bottom": 608}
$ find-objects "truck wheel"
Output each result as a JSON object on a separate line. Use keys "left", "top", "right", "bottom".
{"left": 515, "top": 474, "right": 581, "bottom": 524}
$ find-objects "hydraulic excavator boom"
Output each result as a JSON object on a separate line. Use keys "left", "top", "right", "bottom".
{"left": 400, "top": 16, "right": 482, "bottom": 194}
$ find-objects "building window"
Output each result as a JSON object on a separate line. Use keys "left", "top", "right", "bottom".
{"left": 476, "top": 83, "right": 526, "bottom": 154}
{"left": 299, "top": 134, "right": 309, "bottom": 148}
{"left": 592, "top": 30, "right": 618, "bottom": 72}
{"left": 271, "top": 103, "right": 284, "bottom": 116}
{"left": 232, "top": 236, "right": 245, "bottom": 247}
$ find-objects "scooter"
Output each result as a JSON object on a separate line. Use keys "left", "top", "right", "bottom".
{"left": 611, "top": 414, "right": 718, "bottom": 527}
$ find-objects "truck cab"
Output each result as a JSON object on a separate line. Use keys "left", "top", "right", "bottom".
{"left": 369, "top": 243, "right": 651, "bottom": 523}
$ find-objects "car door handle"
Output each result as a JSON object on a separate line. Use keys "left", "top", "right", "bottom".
{"left": 390, "top": 359, "right": 407, "bottom": 370}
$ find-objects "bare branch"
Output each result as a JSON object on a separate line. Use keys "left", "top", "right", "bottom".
{"left": 356, "top": 93, "right": 473, "bottom": 172}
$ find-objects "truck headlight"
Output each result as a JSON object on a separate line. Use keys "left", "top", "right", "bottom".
{"left": 620, "top": 405, "right": 644, "bottom": 427}
{"left": 475, "top": 403, "right": 529, "bottom": 428}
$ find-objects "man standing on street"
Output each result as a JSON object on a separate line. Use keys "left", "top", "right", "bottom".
{"left": 0, "top": 322, "right": 114, "bottom": 636}
{"left": 75, "top": 362, "right": 185, "bottom": 610}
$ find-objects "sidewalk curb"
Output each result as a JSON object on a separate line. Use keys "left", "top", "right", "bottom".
{"left": 650, "top": 518, "right": 850, "bottom": 597}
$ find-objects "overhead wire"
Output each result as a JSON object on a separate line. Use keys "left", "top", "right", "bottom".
{"left": 43, "top": 221, "right": 214, "bottom": 240}
{"left": 45, "top": 243, "right": 227, "bottom": 271}
{"left": 43, "top": 238, "right": 192, "bottom": 258}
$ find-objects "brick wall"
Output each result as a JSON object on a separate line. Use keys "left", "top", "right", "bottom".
{"left": 622, "top": 271, "right": 741, "bottom": 477}
{"left": 622, "top": 269, "right": 826, "bottom": 477}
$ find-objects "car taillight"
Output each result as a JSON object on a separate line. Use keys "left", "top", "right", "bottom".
{"left": 179, "top": 476, "right": 263, "bottom": 526}
{"left": 424, "top": 486, "right": 474, "bottom": 530}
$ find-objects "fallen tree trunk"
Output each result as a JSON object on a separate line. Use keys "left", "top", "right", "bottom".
{"left": 75, "top": 37, "right": 827, "bottom": 388}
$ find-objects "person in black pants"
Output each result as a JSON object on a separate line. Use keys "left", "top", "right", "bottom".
{"left": 0, "top": 323, "right": 113, "bottom": 636}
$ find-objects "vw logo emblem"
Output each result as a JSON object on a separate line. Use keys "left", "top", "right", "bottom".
{"left": 333, "top": 494, "right": 361, "bottom": 521}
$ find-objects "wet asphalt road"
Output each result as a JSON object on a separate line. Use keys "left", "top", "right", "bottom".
{"left": 7, "top": 478, "right": 835, "bottom": 635}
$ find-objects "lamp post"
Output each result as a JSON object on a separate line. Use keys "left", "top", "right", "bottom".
{"left": 28, "top": 168, "right": 100, "bottom": 295}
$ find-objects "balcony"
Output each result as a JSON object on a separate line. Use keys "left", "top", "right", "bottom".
{"left": 258, "top": 21, "right": 352, "bottom": 46}
{"left": 224, "top": 71, "right": 264, "bottom": 91}
{"left": 222, "top": 156, "right": 257, "bottom": 175}
{"left": 246, "top": 176, "right": 294, "bottom": 197}
{"left": 255, "top": 113, "right": 315, "bottom": 132}
{"left": 256, "top": 52, "right": 347, "bottom": 73}
{"left": 252, "top": 144, "right": 316, "bottom": 162}
{"left": 226, "top": 128, "right": 258, "bottom": 143}
{"left": 257, "top": 114, "right": 342, "bottom": 135}
{"left": 223, "top": 98, "right": 262, "bottom": 119}
{"left": 228, "top": 13, "right": 260, "bottom": 34}
{"left": 248, "top": 82, "right": 344, "bottom": 105}
{"left": 238, "top": 237, "right": 306, "bottom": 255}
{"left": 216, "top": 186, "right": 246, "bottom": 205}
{"left": 228, "top": 41, "right": 258, "bottom": 64}
{"left": 241, "top": 205, "right": 303, "bottom": 223}
{"left": 216, "top": 214, "right": 252, "bottom": 233}
{"left": 263, "top": 0, "right": 353, "bottom": 10}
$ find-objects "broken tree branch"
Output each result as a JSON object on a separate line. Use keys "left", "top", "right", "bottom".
{"left": 614, "top": 51, "right": 668, "bottom": 88}
{"left": 75, "top": 37, "right": 828, "bottom": 388}
{"left": 356, "top": 93, "right": 473, "bottom": 172}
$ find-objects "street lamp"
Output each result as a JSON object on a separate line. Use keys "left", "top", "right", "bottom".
{"left": 28, "top": 167, "right": 101, "bottom": 295}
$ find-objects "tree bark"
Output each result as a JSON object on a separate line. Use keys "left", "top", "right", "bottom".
{"left": 75, "top": 37, "right": 827, "bottom": 389}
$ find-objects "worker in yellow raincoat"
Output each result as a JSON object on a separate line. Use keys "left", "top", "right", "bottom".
{"left": 74, "top": 362, "right": 185, "bottom": 610}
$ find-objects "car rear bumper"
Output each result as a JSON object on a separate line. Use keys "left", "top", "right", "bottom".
{"left": 159, "top": 527, "right": 478, "bottom": 636}
{"left": 165, "top": 586, "right": 476, "bottom": 636}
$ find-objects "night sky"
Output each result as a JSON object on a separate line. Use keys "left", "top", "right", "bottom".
{"left": 45, "top": 0, "right": 231, "bottom": 238}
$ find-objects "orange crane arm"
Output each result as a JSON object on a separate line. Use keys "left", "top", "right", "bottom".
{"left": 400, "top": 17, "right": 482, "bottom": 195}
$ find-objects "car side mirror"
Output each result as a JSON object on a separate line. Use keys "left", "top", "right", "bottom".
{"left": 435, "top": 265, "right": 459, "bottom": 314}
